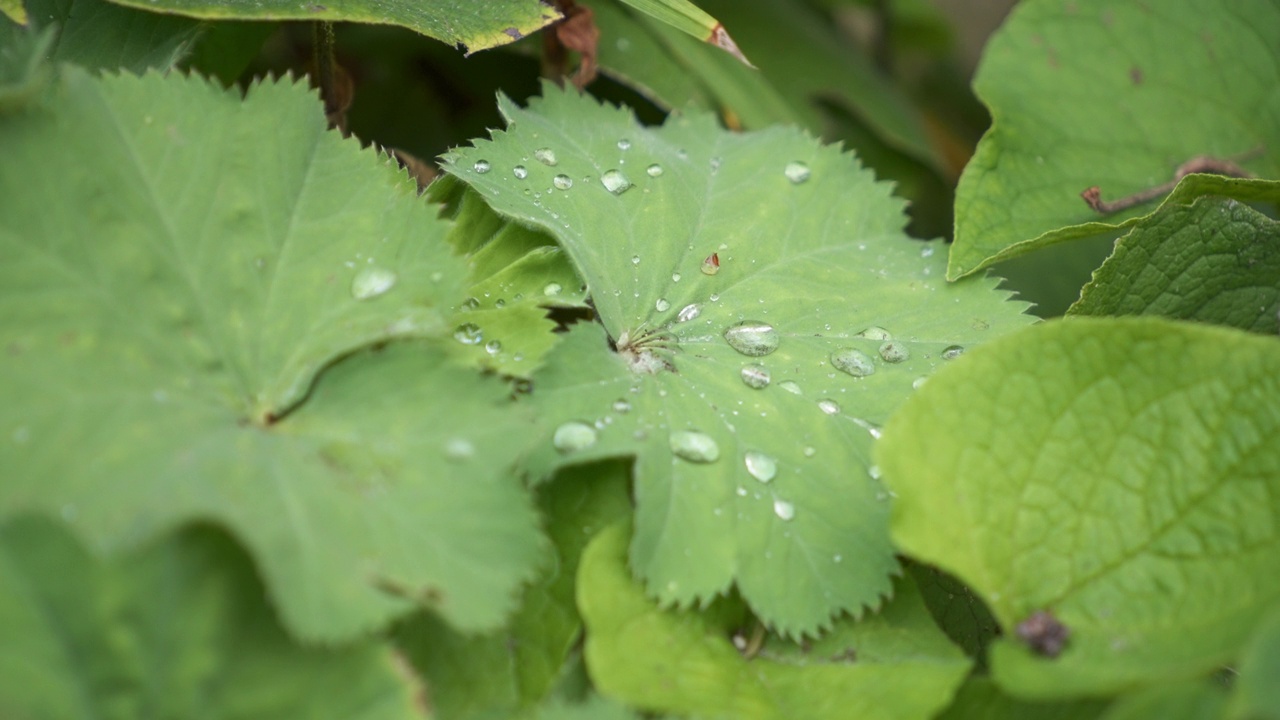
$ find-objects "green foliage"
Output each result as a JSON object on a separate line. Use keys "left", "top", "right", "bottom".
{"left": 0, "top": 0, "right": 203, "bottom": 74}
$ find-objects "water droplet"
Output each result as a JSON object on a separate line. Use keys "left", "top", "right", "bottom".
{"left": 631, "top": 255, "right": 641, "bottom": 265}
{"left": 831, "top": 347, "right": 875, "bottom": 377}
{"left": 350, "top": 267, "right": 397, "bottom": 300}
{"left": 494, "top": 298, "right": 506, "bottom": 308}
{"left": 485, "top": 340, "right": 502, "bottom": 355}
{"left": 462, "top": 296, "right": 480, "bottom": 310}
{"left": 453, "top": 322, "right": 483, "bottom": 345}
{"left": 852, "top": 417, "right": 883, "bottom": 439}
{"left": 803, "top": 446, "right": 816, "bottom": 457}
{"left": 724, "top": 321, "right": 780, "bottom": 357}
{"left": 671, "top": 272, "right": 682, "bottom": 283}
{"left": 867, "top": 465, "right": 883, "bottom": 480}
{"left": 784, "top": 161, "right": 811, "bottom": 184}
{"left": 856, "top": 326, "right": 892, "bottom": 341}
{"left": 878, "top": 340, "right": 910, "bottom": 363}
{"left": 942, "top": 345, "right": 965, "bottom": 360}
{"left": 534, "top": 147, "right": 558, "bottom": 166}
{"left": 669, "top": 430, "right": 720, "bottom": 463}
{"left": 740, "top": 364, "right": 770, "bottom": 389}
{"left": 779, "top": 380, "right": 802, "bottom": 395}
{"left": 744, "top": 451, "right": 777, "bottom": 483}
{"left": 553, "top": 174, "right": 573, "bottom": 190}
{"left": 709, "top": 293, "right": 721, "bottom": 302}
{"left": 473, "top": 159, "right": 491, "bottom": 174}
{"left": 617, "top": 138, "right": 631, "bottom": 150}
{"left": 601, "top": 169, "right": 632, "bottom": 194}
{"left": 912, "top": 376, "right": 928, "bottom": 390}
{"left": 513, "top": 165, "right": 528, "bottom": 179}
{"left": 818, "top": 399, "right": 840, "bottom": 415}
{"left": 444, "top": 437, "right": 475, "bottom": 461}
{"left": 773, "top": 499, "right": 796, "bottom": 521}
{"left": 543, "top": 282, "right": 563, "bottom": 296}
{"left": 553, "top": 422, "right": 598, "bottom": 453}
{"left": 647, "top": 163, "right": 664, "bottom": 177}
{"left": 701, "top": 253, "right": 720, "bottom": 275}
{"left": 612, "top": 399, "right": 631, "bottom": 414}
{"left": 655, "top": 298, "right": 671, "bottom": 312}
{"left": 677, "top": 303, "right": 702, "bottom": 323}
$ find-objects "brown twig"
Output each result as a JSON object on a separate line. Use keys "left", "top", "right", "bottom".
{"left": 1081, "top": 148, "right": 1263, "bottom": 214}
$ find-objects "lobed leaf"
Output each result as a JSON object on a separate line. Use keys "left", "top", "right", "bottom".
{"left": 878, "top": 317, "right": 1280, "bottom": 697}
{"left": 949, "top": 0, "right": 1280, "bottom": 279}
{"left": 0, "top": 68, "right": 544, "bottom": 640}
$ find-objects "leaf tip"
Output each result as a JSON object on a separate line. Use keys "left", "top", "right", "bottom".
{"left": 706, "top": 23, "right": 755, "bottom": 68}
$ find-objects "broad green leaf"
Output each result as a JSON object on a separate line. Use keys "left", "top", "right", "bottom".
{"left": 0, "top": 518, "right": 424, "bottom": 720}
{"left": 0, "top": 68, "right": 544, "bottom": 640}
{"left": 2, "top": 0, "right": 203, "bottom": 74}
{"left": 935, "top": 677, "right": 1109, "bottom": 720}
{"left": 1098, "top": 683, "right": 1228, "bottom": 720}
{"left": 0, "top": 0, "right": 25, "bottom": 24}
{"left": 105, "top": 0, "right": 560, "bottom": 53}
{"left": 949, "top": 0, "right": 1280, "bottom": 279}
{"left": 1070, "top": 195, "right": 1280, "bottom": 334}
{"left": 878, "top": 317, "right": 1280, "bottom": 697}
{"left": 395, "top": 461, "right": 631, "bottom": 720}
{"left": 578, "top": 522, "right": 971, "bottom": 720}
{"left": 443, "top": 85, "right": 1030, "bottom": 636}
{"left": 1228, "top": 611, "right": 1280, "bottom": 720}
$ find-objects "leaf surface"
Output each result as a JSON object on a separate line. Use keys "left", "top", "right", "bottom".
{"left": 0, "top": 68, "right": 544, "bottom": 640}
{"left": 949, "top": 0, "right": 1280, "bottom": 279}
{"left": 878, "top": 317, "right": 1280, "bottom": 697}
{"left": 577, "top": 522, "right": 971, "bottom": 720}
{"left": 934, "top": 677, "right": 1109, "bottom": 720}
{"left": 2, "top": 0, "right": 203, "bottom": 74}
{"left": 1228, "top": 611, "right": 1280, "bottom": 720}
{"left": 443, "top": 85, "right": 1031, "bottom": 636}
{"left": 0, "top": 518, "right": 425, "bottom": 719}
{"left": 1070, "top": 195, "right": 1280, "bottom": 334}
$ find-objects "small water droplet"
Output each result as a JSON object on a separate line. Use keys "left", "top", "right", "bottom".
{"left": 803, "top": 446, "right": 816, "bottom": 457}
{"left": 671, "top": 272, "right": 682, "bottom": 283}
{"left": 552, "top": 174, "right": 573, "bottom": 190}
{"left": 942, "top": 345, "right": 965, "bottom": 360}
{"left": 868, "top": 465, "right": 883, "bottom": 480}
{"left": 612, "top": 399, "right": 631, "bottom": 414}
{"left": 677, "top": 303, "right": 702, "bottom": 323}
{"left": 852, "top": 417, "right": 883, "bottom": 439}
{"left": 878, "top": 340, "right": 910, "bottom": 363}
{"left": 631, "top": 255, "right": 641, "bottom": 265}
{"left": 601, "top": 169, "right": 632, "bottom": 194}
{"left": 744, "top": 451, "right": 777, "bottom": 483}
{"left": 709, "top": 293, "right": 721, "bottom": 302}
{"left": 921, "top": 246, "right": 935, "bottom": 258}
{"left": 833, "top": 554, "right": 843, "bottom": 563}
{"left": 534, "top": 147, "right": 558, "bottom": 166}
{"left": 617, "top": 138, "right": 631, "bottom": 150}
{"left": 453, "top": 322, "right": 483, "bottom": 345}
{"left": 740, "top": 364, "right": 771, "bottom": 389}
{"left": 779, "top": 380, "right": 802, "bottom": 395}
{"left": 818, "top": 399, "right": 840, "bottom": 415}
{"left": 724, "top": 321, "right": 780, "bottom": 357}
{"left": 513, "top": 165, "right": 528, "bottom": 179}
{"left": 701, "top": 253, "right": 720, "bottom": 275}
{"left": 669, "top": 430, "right": 720, "bottom": 463}
{"left": 444, "top": 437, "right": 475, "bottom": 461}
{"left": 831, "top": 347, "right": 875, "bottom": 377}
{"left": 543, "top": 282, "right": 563, "bottom": 296}
{"left": 494, "top": 298, "right": 506, "bottom": 308}
{"left": 784, "top": 161, "right": 811, "bottom": 184}
{"left": 773, "top": 499, "right": 796, "bottom": 521}
{"left": 912, "top": 376, "right": 928, "bottom": 390}
{"left": 655, "top": 298, "right": 671, "bottom": 312}
{"left": 856, "top": 326, "right": 892, "bottom": 341}
{"left": 350, "top": 267, "right": 397, "bottom": 300}
{"left": 485, "top": 340, "right": 502, "bottom": 355}
{"left": 462, "top": 296, "right": 480, "bottom": 310}
{"left": 473, "top": 159, "right": 491, "bottom": 174}
{"left": 647, "top": 163, "right": 664, "bottom": 177}
{"left": 554, "top": 421, "right": 598, "bottom": 453}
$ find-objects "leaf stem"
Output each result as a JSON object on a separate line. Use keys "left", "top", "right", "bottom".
{"left": 1081, "top": 148, "right": 1263, "bottom": 214}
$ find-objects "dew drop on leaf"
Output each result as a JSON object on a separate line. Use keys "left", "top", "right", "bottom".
{"left": 617, "top": 138, "right": 631, "bottom": 150}
{"left": 350, "top": 266, "right": 397, "bottom": 301}
{"left": 443, "top": 437, "right": 475, "bottom": 462}
{"left": 553, "top": 421, "right": 598, "bottom": 453}
{"left": 647, "top": 163, "right": 664, "bottom": 177}
{"left": 779, "top": 380, "right": 802, "bottom": 395}
{"left": 601, "top": 169, "right": 632, "bottom": 194}
{"left": 856, "top": 326, "right": 892, "bottom": 341}
{"left": 485, "top": 340, "right": 502, "bottom": 355}
{"left": 612, "top": 399, "right": 631, "bottom": 414}
{"left": 942, "top": 344, "right": 965, "bottom": 360}
{"left": 462, "top": 296, "right": 480, "bottom": 310}
{"left": 631, "top": 255, "right": 641, "bottom": 265}
{"left": 677, "top": 303, "right": 702, "bottom": 323}
{"left": 740, "top": 364, "right": 770, "bottom": 389}
{"left": 513, "top": 165, "right": 528, "bottom": 179}
{"left": 783, "top": 161, "right": 811, "bottom": 184}
{"left": 803, "top": 446, "right": 816, "bottom": 457}
{"left": 701, "top": 253, "right": 720, "bottom": 275}
{"left": 553, "top": 174, "right": 573, "bottom": 190}
{"left": 473, "top": 159, "right": 491, "bottom": 174}
{"left": 534, "top": 147, "right": 558, "bottom": 166}
{"left": 452, "top": 322, "right": 483, "bottom": 345}
{"left": 669, "top": 430, "right": 720, "bottom": 463}
{"left": 878, "top": 340, "right": 910, "bottom": 363}
{"left": 831, "top": 347, "right": 876, "bottom": 377}
{"left": 655, "top": 298, "right": 671, "bottom": 312}
{"left": 744, "top": 451, "right": 777, "bottom": 483}
{"left": 543, "top": 282, "right": 563, "bottom": 296}
{"left": 773, "top": 499, "right": 796, "bottom": 521}
{"left": 724, "top": 320, "right": 780, "bottom": 357}
{"left": 818, "top": 399, "right": 840, "bottom": 415}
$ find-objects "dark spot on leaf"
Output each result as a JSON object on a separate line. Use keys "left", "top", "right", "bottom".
{"left": 1130, "top": 66, "right": 1143, "bottom": 85}
{"left": 504, "top": 26, "right": 523, "bottom": 40}
{"left": 1016, "top": 610, "right": 1070, "bottom": 658}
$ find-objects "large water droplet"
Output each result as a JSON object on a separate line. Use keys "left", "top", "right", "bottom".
{"left": 942, "top": 345, "right": 965, "bottom": 360}
{"left": 453, "top": 322, "right": 483, "bottom": 345}
{"left": 856, "top": 326, "right": 892, "bottom": 341}
{"left": 350, "top": 266, "right": 397, "bottom": 300}
{"left": 601, "top": 169, "right": 632, "bottom": 194}
{"left": 543, "top": 282, "right": 563, "bottom": 296}
{"left": 534, "top": 147, "right": 558, "bottom": 166}
{"left": 818, "top": 399, "right": 840, "bottom": 415}
{"left": 553, "top": 174, "right": 573, "bottom": 190}
{"left": 655, "top": 298, "right": 671, "bottom": 312}
{"left": 485, "top": 340, "right": 502, "bottom": 356}
{"left": 773, "top": 499, "right": 796, "bottom": 521}
{"left": 554, "top": 422, "right": 598, "bottom": 453}
{"left": 878, "top": 341, "right": 910, "bottom": 363}
{"left": 669, "top": 430, "right": 720, "bottom": 463}
{"left": 784, "top": 162, "right": 810, "bottom": 184}
{"left": 647, "top": 163, "right": 664, "bottom": 177}
{"left": 473, "top": 159, "right": 491, "bottom": 174}
{"left": 677, "top": 303, "right": 702, "bottom": 323}
{"left": 831, "top": 347, "right": 875, "bottom": 377}
{"left": 724, "top": 321, "right": 780, "bottom": 357}
{"left": 740, "top": 364, "right": 770, "bottom": 389}
{"left": 744, "top": 451, "right": 777, "bottom": 483}
{"left": 513, "top": 165, "right": 528, "bottom": 179}
{"left": 779, "top": 380, "right": 802, "bottom": 395}
{"left": 701, "top": 253, "right": 720, "bottom": 275}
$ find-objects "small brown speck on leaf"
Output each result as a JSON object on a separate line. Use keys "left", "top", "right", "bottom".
{"left": 1016, "top": 610, "right": 1070, "bottom": 658}
{"left": 1130, "top": 66, "right": 1143, "bottom": 85}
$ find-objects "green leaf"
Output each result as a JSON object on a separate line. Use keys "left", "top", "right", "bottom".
{"left": 949, "top": 0, "right": 1280, "bottom": 279}
{"left": 0, "top": 24, "right": 52, "bottom": 111}
{"left": 578, "top": 522, "right": 971, "bottom": 720}
{"left": 934, "top": 677, "right": 1110, "bottom": 720}
{"left": 877, "top": 317, "right": 1280, "bottom": 697}
{"left": 395, "top": 461, "right": 632, "bottom": 720}
{"left": 0, "top": 0, "right": 26, "bottom": 24}
{"left": 0, "top": 518, "right": 425, "bottom": 719}
{"left": 1070, "top": 195, "right": 1280, "bottom": 334}
{"left": 0, "top": 68, "right": 545, "bottom": 640}
{"left": 1098, "top": 683, "right": 1228, "bottom": 720}
{"left": 1228, "top": 611, "right": 1280, "bottom": 720}
{"left": 442, "top": 85, "right": 1031, "bottom": 636}
{"left": 105, "top": 0, "right": 560, "bottom": 53}
{"left": 614, "top": 0, "right": 752, "bottom": 66}
{"left": 908, "top": 562, "right": 1000, "bottom": 664}
{"left": 3, "top": 0, "right": 203, "bottom": 74}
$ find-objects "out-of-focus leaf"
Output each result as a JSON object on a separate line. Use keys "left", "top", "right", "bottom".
{"left": 934, "top": 677, "right": 1110, "bottom": 720}
{"left": 2, "top": 0, "right": 202, "bottom": 74}
{"left": 0, "top": 24, "right": 52, "bottom": 111}
{"left": 0, "top": 0, "right": 26, "bottom": 24}
{"left": 1228, "top": 611, "right": 1280, "bottom": 720}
